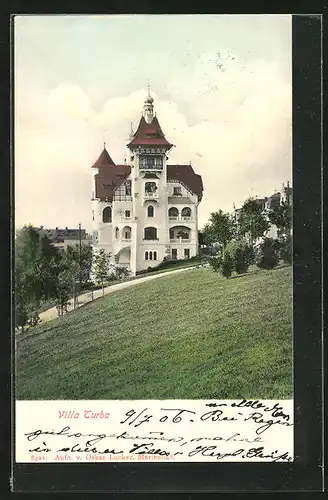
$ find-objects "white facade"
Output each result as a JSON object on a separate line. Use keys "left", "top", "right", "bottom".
{"left": 91, "top": 94, "right": 202, "bottom": 276}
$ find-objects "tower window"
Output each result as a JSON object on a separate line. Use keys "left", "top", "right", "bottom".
{"left": 145, "top": 251, "right": 149, "bottom": 260}
{"left": 140, "top": 155, "right": 163, "bottom": 170}
{"left": 149, "top": 251, "right": 153, "bottom": 261}
{"left": 125, "top": 210, "right": 131, "bottom": 218}
{"left": 153, "top": 251, "right": 157, "bottom": 260}
{"left": 125, "top": 182, "right": 132, "bottom": 195}
{"left": 102, "top": 206, "right": 112, "bottom": 223}
{"left": 145, "top": 181, "right": 157, "bottom": 193}
{"left": 147, "top": 205, "right": 154, "bottom": 217}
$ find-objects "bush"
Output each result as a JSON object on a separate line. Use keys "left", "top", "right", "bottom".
{"left": 256, "top": 238, "right": 279, "bottom": 269}
{"left": 220, "top": 253, "right": 234, "bottom": 278}
{"left": 225, "top": 240, "right": 254, "bottom": 275}
{"left": 234, "top": 247, "right": 249, "bottom": 274}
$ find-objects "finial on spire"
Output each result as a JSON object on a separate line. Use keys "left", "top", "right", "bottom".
{"left": 103, "top": 141, "right": 106, "bottom": 150}
{"left": 143, "top": 81, "right": 154, "bottom": 122}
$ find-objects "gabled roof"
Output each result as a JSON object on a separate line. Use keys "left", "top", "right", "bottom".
{"left": 128, "top": 116, "right": 172, "bottom": 148}
{"left": 91, "top": 148, "right": 116, "bottom": 168}
{"left": 167, "top": 164, "right": 203, "bottom": 201}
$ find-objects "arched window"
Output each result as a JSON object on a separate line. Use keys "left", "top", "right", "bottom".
{"left": 153, "top": 251, "right": 157, "bottom": 260}
{"left": 144, "top": 227, "right": 157, "bottom": 240}
{"left": 145, "top": 251, "right": 149, "bottom": 260}
{"left": 122, "top": 226, "right": 131, "bottom": 241}
{"left": 102, "top": 206, "right": 112, "bottom": 223}
{"left": 145, "top": 181, "right": 157, "bottom": 193}
{"left": 181, "top": 207, "right": 191, "bottom": 218}
{"left": 115, "top": 227, "right": 120, "bottom": 239}
{"left": 147, "top": 205, "right": 154, "bottom": 217}
{"left": 169, "top": 207, "right": 179, "bottom": 219}
{"left": 149, "top": 251, "right": 153, "bottom": 260}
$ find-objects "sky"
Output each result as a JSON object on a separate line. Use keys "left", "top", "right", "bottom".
{"left": 14, "top": 14, "right": 292, "bottom": 232}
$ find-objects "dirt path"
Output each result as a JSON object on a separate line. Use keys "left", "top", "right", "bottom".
{"left": 38, "top": 266, "right": 198, "bottom": 325}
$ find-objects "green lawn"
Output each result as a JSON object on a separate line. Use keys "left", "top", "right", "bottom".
{"left": 16, "top": 265, "right": 293, "bottom": 400}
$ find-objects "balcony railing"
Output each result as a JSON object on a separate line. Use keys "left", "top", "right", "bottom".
{"left": 144, "top": 191, "right": 159, "bottom": 199}
{"left": 170, "top": 238, "right": 191, "bottom": 243}
{"left": 121, "top": 238, "right": 131, "bottom": 243}
{"left": 169, "top": 216, "right": 192, "bottom": 222}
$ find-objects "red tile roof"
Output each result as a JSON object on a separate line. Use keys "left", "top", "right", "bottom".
{"left": 91, "top": 148, "right": 116, "bottom": 168}
{"left": 167, "top": 165, "right": 203, "bottom": 201}
{"left": 128, "top": 116, "right": 172, "bottom": 148}
{"left": 94, "top": 162, "right": 203, "bottom": 202}
{"left": 95, "top": 165, "right": 131, "bottom": 200}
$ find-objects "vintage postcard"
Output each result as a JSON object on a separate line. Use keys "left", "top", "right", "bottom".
{"left": 13, "top": 13, "right": 301, "bottom": 487}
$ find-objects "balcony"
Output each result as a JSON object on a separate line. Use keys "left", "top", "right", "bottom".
{"left": 170, "top": 238, "right": 191, "bottom": 244}
{"left": 144, "top": 191, "right": 159, "bottom": 200}
{"left": 169, "top": 216, "right": 192, "bottom": 222}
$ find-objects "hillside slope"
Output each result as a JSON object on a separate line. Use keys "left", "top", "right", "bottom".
{"left": 16, "top": 266, "right": 293, "bottom": 400}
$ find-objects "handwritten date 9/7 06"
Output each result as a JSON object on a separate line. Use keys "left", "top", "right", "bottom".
{"left": 120, "top": 400, "right": 292, "bottom": 435}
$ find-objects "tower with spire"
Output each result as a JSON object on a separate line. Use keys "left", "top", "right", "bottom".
{"left": 90, "top": 87, "right": 203, "bottom": 276}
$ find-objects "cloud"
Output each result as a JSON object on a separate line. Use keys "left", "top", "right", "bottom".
{"left": 15, "top": 52, "right": 292, "bottom": 232}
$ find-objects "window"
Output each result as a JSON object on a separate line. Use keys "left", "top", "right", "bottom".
{"left": 172, "top": 249, "right": 178, "bottom": 260}
{"left": 122, "top": 226, "right": 131, "bottom": 240}
{"left": 169, "top": 207, "right": 179, "bottom": 219}
{"left": 169, "top": 229, "right": 174, "bottom": 240}
{"left": 115, "top": 227, "right": 119, "bottom": 239}
{"left": 144, "top": 227, "right": 157, "bottom": 240}
{"left": 92, "top": 210, "right": 95, "bottom": 221}
{"left": 102, "top": 206, "right": 112, "bottom": 223}
{"left": 125, "top": 210, "right": 131, "bottom": 218}
{"left": 149, "top": 252, "right": 153, "bottom": 260}
{"left": 145, "top": 181, "right": 157, "bottom": 193}
{"left": 147, "top": 205, "right": 154, "bottom": 217}
{"left": 140, "top": 155, "right": 163, "bottom": 170}
{"left": 125, "top": 182, "right": 132, "bottom": 196}
{"left": 173, "top": 186, "right": 182, "bottom": 196}
{"left": 181, "top": 207, "right": 191, "bottom": 218}
{"left": 153, "top": 251, "right": 157, "bottom": 260}
{"left": 145, "top": 251, "right": 149, "bottom": 260}
{"left": 184, "top": 249, "right": 190, "bottom": 259}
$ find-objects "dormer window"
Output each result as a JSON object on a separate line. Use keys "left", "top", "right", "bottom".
{"left": 173, "top": 186, "right": 182, "bottom": 196}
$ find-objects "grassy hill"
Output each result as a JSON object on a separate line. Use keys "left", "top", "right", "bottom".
{"left": 16, "top": 265, "right": 293, "bottom": 400}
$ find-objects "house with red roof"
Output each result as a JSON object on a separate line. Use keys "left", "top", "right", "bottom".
{"left": 91, "top": 89, "right": 203, "bottom": 275}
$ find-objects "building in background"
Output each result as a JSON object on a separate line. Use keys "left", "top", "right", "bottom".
{"left": 38, "top": 227, "right": 91, "bottom": 250}
{"left": 233, "top": 182, "right": 292, "bottom": 241}
{"left": 91, "top": 89, "right": 203, "bottom": 275}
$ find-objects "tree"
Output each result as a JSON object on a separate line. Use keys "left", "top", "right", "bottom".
{"left": 268, "top": 199, "right": 292, "bottom": 240}
{"left": 66, "top": 243, "right": 93, "bottom": 286}
{"left": 203, "top": 210, "right": 236, "bottom": 251}
{"left": 93, "top": 249, "right": 111, "bottom": 296}
{"left": 15, "top": 225, "right": 61, "bottom": 330}
{"left": 238, "top": 198, "right": 269, "bottom": 244}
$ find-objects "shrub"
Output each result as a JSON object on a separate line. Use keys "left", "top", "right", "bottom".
{"left": 225, "top": 240, "right": 254, "bottom": 275}
{"left": 256, "top": 238, "right": 279, "bottom": 270}
{"left": 234, "top": 247, "right": 249, "bottom": 274}
{"left": 220, "top": 253, "right": 234, "bottom": 278}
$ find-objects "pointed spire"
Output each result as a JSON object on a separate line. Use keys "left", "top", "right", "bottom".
{"left": 143, "top": 81, "right": 154, "bottom": 123}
